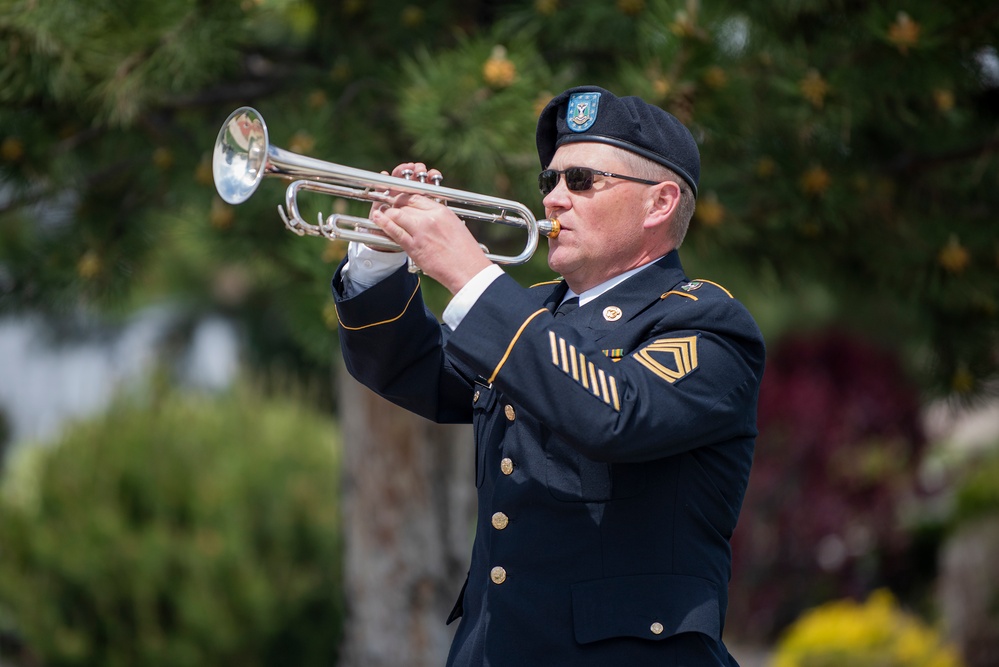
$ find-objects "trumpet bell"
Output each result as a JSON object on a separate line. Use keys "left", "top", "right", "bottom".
{"left": 213, "top": 107, "right": 269, "bottom": 205}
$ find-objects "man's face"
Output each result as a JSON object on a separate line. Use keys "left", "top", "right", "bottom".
{"left": 542, "top": 143, "right": 662, "bottom": 293}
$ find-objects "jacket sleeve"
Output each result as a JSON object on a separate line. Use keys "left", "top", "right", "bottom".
{"left": 332, "top": 262, "right": 475, "bottom": 424}
{"left": 444, "top": 273, "right": 766, "bottom": 463}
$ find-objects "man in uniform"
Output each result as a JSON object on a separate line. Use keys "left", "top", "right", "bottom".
{"left": 331, "top": 85, "right": 766, "bottom": 666}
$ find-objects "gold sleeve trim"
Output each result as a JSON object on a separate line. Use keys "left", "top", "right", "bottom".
{"left": 336, "top": 278, "right": 422, "bottom": 331}
{"left": 488, "top": 308, "right": 549, "bottom": 383}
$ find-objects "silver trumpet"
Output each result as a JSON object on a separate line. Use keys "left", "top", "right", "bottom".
{"left": 212, "top": 107, "right": 560, "bottom": 269}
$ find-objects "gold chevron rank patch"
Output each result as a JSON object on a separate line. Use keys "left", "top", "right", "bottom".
{"left": 634, "top": 336, "right": 699, "bottom": 384}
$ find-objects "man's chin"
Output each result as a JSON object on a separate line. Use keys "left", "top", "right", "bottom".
{"left": 547, "top": 247, "right": 576, "bottom": 278}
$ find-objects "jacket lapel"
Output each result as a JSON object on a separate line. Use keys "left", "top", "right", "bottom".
{"left": 580, "top": 252, "right": 688, "bottom": 340}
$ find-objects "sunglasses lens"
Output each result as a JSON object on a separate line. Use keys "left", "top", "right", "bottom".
{"left": 539, "top": 170, "right": 558, "bottom": 195}
{"left": 538, "top": 168, "right": 596, "bottom": 195}
{"left": 564, "top": 168, "right": 593, "bottom": 191}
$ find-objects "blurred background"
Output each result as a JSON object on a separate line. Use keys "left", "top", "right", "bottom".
{"left": 1, "top": 1, "right": 997, "bottom": 666}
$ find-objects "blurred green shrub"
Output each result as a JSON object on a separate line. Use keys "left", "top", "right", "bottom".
{"left": 0, "top": 383, "right": 343, "bottom": 667}
{"left": 950, "top": 450, "right": 999, "bottom": 529}
{"left": 772, "top": 589, "right": 963, "bottom": 667}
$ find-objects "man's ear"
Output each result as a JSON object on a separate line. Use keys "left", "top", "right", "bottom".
{"left": 642, "top": 180, "right": 681, "bottom": 230}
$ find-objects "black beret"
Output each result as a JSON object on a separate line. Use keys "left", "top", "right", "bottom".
{"left": 536, "top": 85, "right": 699, "bottom": 197}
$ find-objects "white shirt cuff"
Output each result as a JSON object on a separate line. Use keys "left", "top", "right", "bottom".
{"left": 342, "top": 242, "right": 408, "bottom": 290}
{"left": 442, "top": 264, "right": 504, "bottom": 330}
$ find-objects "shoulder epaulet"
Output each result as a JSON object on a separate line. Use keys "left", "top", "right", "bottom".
{"left": 530, "top": 278, "right": 563, "bottom": 289}
{"left": 660, "top": 279, "right": 734, "bottom": 302}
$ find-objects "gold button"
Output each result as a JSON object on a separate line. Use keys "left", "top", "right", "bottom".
{"left": 650, "top": 622, "right": 664, "bottom": 635}
{"left": 473, "top": 390, "right": 480, "bottom": 404}
{"left": 504, "top": 404, "right": 515, "bottom": 421}
{"left": 490, "top": 566, "right": 507, "bottom": 584}
{"left": 602, "top": 305, "right": 623, "bottom": 322}
{"left": 491, "top": 512, "right": 509, "bottom": 530}
{"left": 500, "top": 458, "right": 514, "bottom": 475}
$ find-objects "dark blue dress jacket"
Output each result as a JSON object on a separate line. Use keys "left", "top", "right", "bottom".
{"left": 332, "top": 251, "right": 766, "bottom": 666}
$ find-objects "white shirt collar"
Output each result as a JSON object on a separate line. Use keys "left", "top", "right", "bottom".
{"left": 564, "top": 257, "right": 663, "bottom": 307}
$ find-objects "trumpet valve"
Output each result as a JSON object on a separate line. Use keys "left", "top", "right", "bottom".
{"left": 278, "top": 205, "right": 306, "bottom": 236}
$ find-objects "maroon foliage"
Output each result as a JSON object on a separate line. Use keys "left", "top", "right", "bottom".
{"left": 728, "top": 328, "right": 926, "bottom": 641}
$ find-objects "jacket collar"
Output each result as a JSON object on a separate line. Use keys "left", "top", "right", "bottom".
{"left": 543, "top": 251, "right": 688, "bottom": 336}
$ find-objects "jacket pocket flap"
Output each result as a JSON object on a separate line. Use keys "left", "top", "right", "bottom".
{"left": 571, "top": 573, "right": 720, "bottom": 644}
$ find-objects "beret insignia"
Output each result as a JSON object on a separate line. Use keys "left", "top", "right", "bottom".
{"left": 567, "top": 92, "right": 600, "bottom": 132}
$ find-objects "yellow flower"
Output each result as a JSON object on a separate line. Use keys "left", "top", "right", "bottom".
{"left": 703, "top": 66, "right": 728, "bottom": 90}
{"left": 152, "top": 147, "right": 174, "bottom": 171}
{"left": 483, "top": 46, "right": 517, "bottom": 89}
{"left": 288, "top": 131, "right": 316, "bottom": 155}
{"left": 951, "top": 366, "right": 975, "bottom": 394}
{"left": 938, "top": 235, "right": 970, "bottom": 274}
{"left": 307, "top": 90, "right": 328, "bottom": 109}
{"left": 330, "top": 60, "right": 352, "bottom": 82}
{"left": 774, "top": 589, "right": 962, "bottom": 667}
{"left": 888, "top": 11, "right": 921, "bottom": 54}
{"left": 799, "top": 69, "right": 829, "bottom": 108}
{"left": 535, "top": 0, "right": 558, "bottom": 16}
{"left": 401, "top": 6, "right": 424, "bottom": 27}
{"left": 77, "top": 251, "right": 102, "bottom": 280}
{"left": 669, "top": 11, "right": 695, "bottom": 38}
{"left": 616, "top": 0, "right": 644, "bottom": 16}
{"left": 652, "top": 77, "right": 671, "bottom": 100}
{"left": 210, "top": 198, "right": 235, "bottom": 230}
{"left": 322, "top": 241, "right": 347, "bottom": 264}
{"left": 799, "top": 166, "right": 831, "bottom": 196}
{"left": 755, "top": 157, "right": 776, "bottom": 179}
{"left": 1, "top": 136, "right": 25, "bottom": 162}
{"left": 800, "top": 221, "right": 821, "bottom": 238}
{"left": 694, "top": 193, "right": 725, "bottom": 227}
{"left": 933, "top": 89, "right": 955, "bottom": 112}
{"left": 533, "top": 91, "right": 553, "bottom": 118}
{"left": 194, "top": 156, "right": 213, "bottom": 186}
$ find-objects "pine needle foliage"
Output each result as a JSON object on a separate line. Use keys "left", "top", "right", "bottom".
{"left": 0, "top": 0, "right": 997, "bottom": 395}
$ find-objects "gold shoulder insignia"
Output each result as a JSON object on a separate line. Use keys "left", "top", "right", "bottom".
{"left": 691, "top": 279, "right": 734, "bottom": 298}
{"left": 530, "top": 279, "right": 563, "bottom": 288}
{"left": 661, "top": 290, "right": 698, "bottom": 301}
{"left": 633, "top": 336, "right": 699, "bottom": 384}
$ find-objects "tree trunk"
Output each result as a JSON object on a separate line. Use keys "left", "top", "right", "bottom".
{"left": 337, "top": 367, "right": 476, "bottom": 667}
{"left": 939, "top": 514, "right": 999, "bottom": 667}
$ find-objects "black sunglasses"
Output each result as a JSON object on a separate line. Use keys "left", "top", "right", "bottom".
{"left": 538, "top": 167, "right": 661, "bottom": 196}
